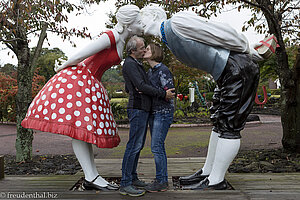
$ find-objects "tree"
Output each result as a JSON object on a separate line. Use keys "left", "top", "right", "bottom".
{"left": 110, "top": 0, "right": 300, "bottom": 152}
{"left": 204, "top": 0, "right": 300, "bottom": 152}
{"left": 0, "top": 0, "right": 98, "bottom": 162}
{"left": 34, "top": 48, "right": 66, "bottom": 81}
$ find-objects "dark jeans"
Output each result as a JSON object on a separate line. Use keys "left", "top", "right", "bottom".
{"left": 149, "top": 112, "right": 174, "bottom": 183}
{"left": 121, "top": 109, "right": 149, "bottom": 187}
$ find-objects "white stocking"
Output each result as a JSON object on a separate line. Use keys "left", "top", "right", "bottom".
{"left": 208, "top": 138, "right": 240, "bottom": 185}
{"left": 201, "top": 130, "right": 220, "bottom": 175}
{"left": 72, "top": 139, "right": 109, "bottom": 187}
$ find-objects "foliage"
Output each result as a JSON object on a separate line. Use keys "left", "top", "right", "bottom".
{"left": 110, "top": 102, "right": 127, "bottom": 121}
{"left": 174, "top": 96, "right": 209, "bottom": 117}
{"left": 102, "top": 81, "right": 126, "bottom": 99}
{"left": 169, "top": 58, "right": 205, "bottom": 95}
{"left": 101, "top": 67, "right": 125, "bottom": 83}
{"left": 0, "top": 63, "right": 17, "bottom": 78}
{"left": 259, "top": 45, "right": 298, "bottom": 82}
{"left": 34, "top": 48, "right": 66, "bottom": 81}
{"left": 0, "top": 72, "right": 45, "bottom": 122}
{"left": 203, "top": 92, "right": 214, "bottom": 102}
{"left": 0, "top": 72, "right": 17, "bottom": 122}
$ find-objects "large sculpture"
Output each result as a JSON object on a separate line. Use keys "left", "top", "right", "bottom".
{"left": 140, "top": 5, "right": 275, "bottom": 190}
{"left": 21, "top": 5, "right": 144, "bottom": 191}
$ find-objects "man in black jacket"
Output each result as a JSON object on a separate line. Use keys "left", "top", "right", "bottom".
{"left": 120, "top": 35, "right": 174, "bottom": 197}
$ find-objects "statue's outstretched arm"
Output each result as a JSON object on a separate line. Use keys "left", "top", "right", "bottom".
{"left": 55, "top": 33, "right": 111, "bottom": 72}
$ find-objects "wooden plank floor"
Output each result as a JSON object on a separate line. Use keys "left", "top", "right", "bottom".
{"left": 1, "top": 158, "right": 300, "bottom": 200}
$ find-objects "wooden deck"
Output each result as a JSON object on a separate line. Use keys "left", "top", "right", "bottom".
{"left": 1, "top": 158, "right": 300, "bottom": 199}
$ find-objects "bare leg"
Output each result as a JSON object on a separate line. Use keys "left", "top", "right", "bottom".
{"left": 208, "top": 138, "right": 240, "bottom": 185}
{"left": 72, "top": 139, "right": 109, "bottom": 187}
{"left": 201, "top": 130, "right": 220, "bottom": 175}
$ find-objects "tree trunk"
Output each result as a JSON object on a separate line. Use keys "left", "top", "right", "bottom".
{"left": 15, "top": 43, "right": 34, "bottom": 162}
{"left": 281, "top": 48, "right": 300, "bottom": 153}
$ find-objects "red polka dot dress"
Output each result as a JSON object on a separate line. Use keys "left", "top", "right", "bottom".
{"left": 21, "top": 31, "right": 121, "bottom": 148}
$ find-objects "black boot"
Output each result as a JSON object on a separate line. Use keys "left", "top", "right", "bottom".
{"left": 182, "top": 178, "right": 228, "bottom": 190}
{"left": 179, "top": 169, "right": 209, "bottom": 185}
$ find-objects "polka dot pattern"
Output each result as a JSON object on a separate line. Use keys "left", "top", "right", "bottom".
{"left": 22, "top": 66, "right": 119, "bottom": 147}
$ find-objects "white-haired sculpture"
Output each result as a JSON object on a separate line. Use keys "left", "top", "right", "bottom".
{"left": 140, "top": 5, "right": 277, "bottom": 190}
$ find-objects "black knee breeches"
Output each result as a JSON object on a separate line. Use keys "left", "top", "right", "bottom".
{"left": 210, "top": 52, "right": 260, "bottom": 139}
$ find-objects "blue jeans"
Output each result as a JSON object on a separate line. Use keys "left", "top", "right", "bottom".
{"left": 121, "top": 109, "right": 149, "bottom": 187}
{"left": 148, "top": 112, "right": 173, "bottom": 183}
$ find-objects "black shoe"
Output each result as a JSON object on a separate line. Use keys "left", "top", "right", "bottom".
{"left": 179, "top": 169, "right": 209, "bottom": 185}
{"left": 83, "top": 175, "right": 118, "bottom": 191}
{"left": 182, "top": 177, "right": 228, "bottom": 190}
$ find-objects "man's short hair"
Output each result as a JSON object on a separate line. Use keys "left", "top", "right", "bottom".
{"left": 126, "top": 35, "right": 145, "bottom": 55}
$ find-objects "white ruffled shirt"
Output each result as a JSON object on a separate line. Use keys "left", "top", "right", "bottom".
{"left": 171, "top": 11, "right": 250, "bottom": 54}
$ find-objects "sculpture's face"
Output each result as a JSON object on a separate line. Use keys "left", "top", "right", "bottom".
{"left": 127, "top": 14, "right": 144, "bottom": 36}
{"left": 140, "top": 7, "right": 167, "bottom": 36}
{"left": 140, "top": 12, "right": 155, "bottom": 36}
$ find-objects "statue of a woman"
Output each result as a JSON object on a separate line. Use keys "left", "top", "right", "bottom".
{"left": 22, "top": 5, "right": 143, "bottom": 191}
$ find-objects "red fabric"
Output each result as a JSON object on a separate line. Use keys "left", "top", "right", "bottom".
{"left": 84, "top": 31, "right": 121, "bottom": 81}
{"left": 21, "top": 31, "right": 121, "bottom": 148}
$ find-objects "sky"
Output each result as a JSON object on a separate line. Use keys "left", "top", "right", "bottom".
{"left": 0, "top": 0, "right": 264, "bottom": 66}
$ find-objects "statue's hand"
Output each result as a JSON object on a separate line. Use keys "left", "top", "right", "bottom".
{"left": 54, "top": 57, "right": 68, "bottom": 72}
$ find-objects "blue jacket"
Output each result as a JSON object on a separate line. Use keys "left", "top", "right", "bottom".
{"left": 147, "top": 63, "right": 174, "bottom": 113}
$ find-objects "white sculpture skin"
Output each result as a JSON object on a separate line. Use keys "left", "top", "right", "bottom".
{"left": 140, "top": 5, "right": 263, "bottom": 189}
{"left": 55, "top": 5, "right": 144, "bottom": 189}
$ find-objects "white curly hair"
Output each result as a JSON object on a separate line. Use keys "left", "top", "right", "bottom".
{"left": 115, "top": 5, "right": 140, "bottom": 33}
{"left": 140, "top": 5, "right": 167, "bottom": 22}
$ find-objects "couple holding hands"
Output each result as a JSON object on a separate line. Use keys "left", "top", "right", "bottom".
{"left": 22, "top": 4, "right": 274, "bottom": 197}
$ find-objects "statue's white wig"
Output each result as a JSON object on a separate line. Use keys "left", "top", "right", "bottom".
{"left": 115, "top": 5, "right": 140, "bottom": 33}
{"left": 140, "top": 5, "right": 167, "bottom": 22}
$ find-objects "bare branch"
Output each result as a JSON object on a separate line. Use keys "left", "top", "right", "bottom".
{"left": 239, "top": 0, "right": 262, "bottom": 9}
{"left": 0, "top": 38, "right": 21, "bottom": 43}
{"left": 30, "top": 22, "right": 48, "bottom": 70}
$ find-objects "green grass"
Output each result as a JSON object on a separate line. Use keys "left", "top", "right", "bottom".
{"left": 99, "top": 127, "right": 212, "bottom": 159}
{"left": 110, "top": 98, "right": 128, "bottom": 103}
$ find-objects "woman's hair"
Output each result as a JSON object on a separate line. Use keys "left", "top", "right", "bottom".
{"left": 126, "top": 35, "right": 145, "bottom": 55}
{"left": 149, "top": 43, "right": 164, "bottom": 63}
{"left": 115, "top": 5, "right": 140, "bottom": 33}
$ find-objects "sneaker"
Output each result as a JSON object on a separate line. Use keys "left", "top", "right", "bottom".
{"left": 119, "top": 185, "right": 145, "bottom": 197}
{"left": 145, "top": 180, "right": 168, "bottom": 192}
{"left": 132, "top": 179, "right": 149, "bottom": 188}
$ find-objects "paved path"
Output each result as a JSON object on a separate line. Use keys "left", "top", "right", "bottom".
{"left": 0, "top": 114, "right": 282, "bottom": 157}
